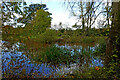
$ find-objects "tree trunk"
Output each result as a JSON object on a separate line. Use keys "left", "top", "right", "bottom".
{"left": 80, "top": 2, "right": 85, "bottom": 29}
{"left": 106, "top": 2, "right": 120, "bottom": 65}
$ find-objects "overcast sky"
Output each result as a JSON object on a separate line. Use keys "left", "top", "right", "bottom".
{"left": 24, "top": 0, "right": 77, "bottom": 27}
{"left": 4, "top": 0, "right": 112, "bottom": 28}
{"left": 24, "top": 0, "right": 112, "bottom": 29}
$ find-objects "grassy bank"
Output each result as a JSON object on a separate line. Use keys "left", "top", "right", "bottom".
{"left": 2, "top": 26, "right": 107, "bottom": 45}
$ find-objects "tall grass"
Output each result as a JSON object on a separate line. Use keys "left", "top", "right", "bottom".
{"left": 29, "top": 45, "right": 81, "bottom": 65}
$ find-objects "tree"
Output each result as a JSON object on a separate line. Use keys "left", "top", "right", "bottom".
{"left": 105, "top": 0, "right": 111, "bottom": 28}
{"left": 107, "top": 1, "right": 120, "bottom": 62}
{"left": 59, "top": 22, "right": 63, "bottom": 29}
{"left": 25, "top": 9, "right": 51, "bottom": 35}
{"left": 2, "top": 1, "right": 24, "bottom": 27}
{"left": 64, "top": 1, "right": 112, "bottom": 29}
{"left": 105, "top": 1, "right": 120, "bottom": 78}
{"left": 21, "top": 3, "right": 50, "bottom": 24}
{"left": 2, "top": 1, "right": 51, "bottom": 27}
{"left": 64, "top": 1, "right": 95, "bottom": 29}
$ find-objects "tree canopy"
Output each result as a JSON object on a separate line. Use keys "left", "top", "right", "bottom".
{"left": 26, "top": 9, "right": 51, "bottom": 35}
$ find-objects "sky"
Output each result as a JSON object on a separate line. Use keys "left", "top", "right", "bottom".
{"left": 24, "top": 0, "right": 112, "bottom": 29}
{"left": 3, "top": 0, "right": 112, "bottom": 28}
{"left": 24, "top": 0, "right": 77, "bottom": 28}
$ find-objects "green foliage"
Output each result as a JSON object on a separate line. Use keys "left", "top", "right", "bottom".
{"left": 32, "top": 46, "right": 61, "bottom": 64}
{"left": 105, "top": 61, "right": 120, "bottom": 79}
{"left": 82, "top": 37, "right": 94, "bottom": 43}
{"left": 72, "top": 67, "right": 105, "bottom": 78}
{"left": 38, "top": 29, "right": 57, "bottom": 43}
{"left": 59, "top": 29, "right": 65, "bottom": 33}
{"left": 31, "top": 45, "right": 80, "bottom": 65}
{"left": 27, "top": 9, "right": 51, "bottom": 35}
{"left": 94, "top": 40, "right": 106, "bottom": 55}
{"left": 68, "top": 35, "right": 78, "bottom": 43}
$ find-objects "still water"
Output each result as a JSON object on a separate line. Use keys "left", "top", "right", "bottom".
{"left": 2, "top": 41, "right": 104, "bottom": 78}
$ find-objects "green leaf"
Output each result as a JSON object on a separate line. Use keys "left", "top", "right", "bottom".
{"left": 112, "top": 54, "right": 118, "bottom": 57}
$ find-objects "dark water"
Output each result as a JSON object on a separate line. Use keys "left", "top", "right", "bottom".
{"left": 2, "top": 41, "right": 104, "bottom": 78}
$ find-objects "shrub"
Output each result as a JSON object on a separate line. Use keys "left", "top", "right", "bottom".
{"left": 39, "top": 29, "right": 57, "bottom": 43}
{"left": 82, "top": 37, "right": 94, "bottom": 43}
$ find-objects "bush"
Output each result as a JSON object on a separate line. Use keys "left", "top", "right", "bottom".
{"left": 38, "top": 29, "right": 57, "bottom": 43}
{"left": 82, "top": 37, "right": 94, "bottom": 43}
{"left": 93, "top": 38, "right": 106, "bottom": 57}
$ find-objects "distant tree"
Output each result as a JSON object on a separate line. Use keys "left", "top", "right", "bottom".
{"left": 2, "top": 1, "right": 51, "bottom": 27}
{"left": 59, "top": 22, "right": 63, "bottom": 29}
{"left": 64, "top": 1, "right": 112, "bottom": 29}
{"left": 105, "top": 0, "right": 111, "bottom": 28}
{"left": 21, "top": 3, "right": 51, "bottom": 24}
{"left": 26, "top": 9, "right": 51, "bottom": 35}
{"left": 72, "top": 23, "right": 80, "bottom": 29}
{"left": 2, "top": 1, "right": 24, "bottom": 27}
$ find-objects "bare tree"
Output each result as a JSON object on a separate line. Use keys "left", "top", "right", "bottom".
{"left": 64, "top": 0, "right": 112, "bottom": 29}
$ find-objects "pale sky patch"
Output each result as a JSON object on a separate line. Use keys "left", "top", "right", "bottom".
{"left": 4, "top": 0, "right": 112, "bottom": 29}
{"left": 24, "top": 0, "right": 77, "bottom": 27}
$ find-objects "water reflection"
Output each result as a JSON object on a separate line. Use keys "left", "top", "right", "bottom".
{"left": 55, "top": 43, "right": 103, "bottom": 66}
{"left": 54, "top": 43, "right": 104, "bottom": 76}
{"left": 55, "top": 43, "right": 96, "bottom": 55}
{"left": 2, "top": 41, "right": 104, "bottom": 78}
{"left": 2, "top": 41, "right": 55, "bottom": 78}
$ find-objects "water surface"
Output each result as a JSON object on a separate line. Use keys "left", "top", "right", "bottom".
{"left": 2, "top": 41, "right": 104, "bottom": 78}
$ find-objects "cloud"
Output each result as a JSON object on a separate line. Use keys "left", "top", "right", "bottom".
{"left": 51, "top": 11, "right": 77, "bottom": 26}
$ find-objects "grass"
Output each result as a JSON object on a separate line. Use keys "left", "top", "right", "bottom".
{"left": 55, "top": 42, "right": 107, "bottom": 78}
{"left": 2, "top": 26, "right": 107, "bottom": 45}
{"left": 2, "top": 26, "right": 111, "bottom": 78}
{"left": 28, "top": 45, "right": 81, "bottom": 65}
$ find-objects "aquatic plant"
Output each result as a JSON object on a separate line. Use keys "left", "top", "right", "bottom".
{"left": 29, "top": 45, "right": 81, "bottom": 65}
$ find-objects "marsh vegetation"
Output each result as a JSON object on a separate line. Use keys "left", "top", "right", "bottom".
{"left": 1, "top": 1, "right": 120, "bottom": 79}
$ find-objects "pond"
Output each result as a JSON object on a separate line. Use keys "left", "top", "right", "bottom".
{"left": 1, "top": 41, "right": 104, "bottom": 78}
